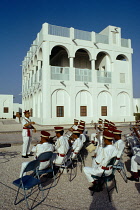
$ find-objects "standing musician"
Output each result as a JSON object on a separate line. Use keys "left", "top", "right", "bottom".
{"left": 22, "top": 110, "right": 36, "bottom": 158}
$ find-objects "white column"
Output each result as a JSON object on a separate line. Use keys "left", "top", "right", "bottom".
{"left": 69, "top": 57, "right": 75, "bottom": 81}
{"left": 42, "top": 41, "right": 51, "bottom": 124}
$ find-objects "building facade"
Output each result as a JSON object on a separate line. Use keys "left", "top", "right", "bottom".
{"left": 22, "top": 23, "right": 135, "bottom": 125}
{"left": 133, "top": 98, "right": 140, "bottom": 113}
{"left": 0, "top": 94, "right": 13, "bottom": 118}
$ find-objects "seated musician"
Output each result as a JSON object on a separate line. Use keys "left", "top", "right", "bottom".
{"left": 113, "top": 129, "right": 125, "bottom": 164}
{"left": 127, "top": 150, "right": 140, "bottom": 182}
{"left": 83, "top": 131, "right": 118, "bottom": 191}
{"left": 69, "top": 119, "right": 79, "bottom": 132}
{"left": 71, "top": 130, "right": 83, "bottom": 159}
{"left": 53, "top": 127, "right": 69, "bottom": 165}
{"left": 78, "top": 125, "right": 86, "bottom": 143}
{"left": 20, "top": 131, "right": 54, "bottom": 177}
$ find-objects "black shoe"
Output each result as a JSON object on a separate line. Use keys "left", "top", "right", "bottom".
{"left": 127, "top": 176, "right": 139, "bottom": 182}
{"left": 28, "top": 154, "right": 34, "bottom": 156}
{"left": 22, "top": 155, "right": 29, "bottom": 158}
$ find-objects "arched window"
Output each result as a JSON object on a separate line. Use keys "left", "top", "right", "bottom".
{"left": 95, "top": 52, "right": 111, "bottom": 71}
{"left": 50, "top": 46, "right": 69, "bottom": 67}
{"left": 74, "top": 49, "right": 91, "bottom": 69}
{"left": 116, "top": 54, "right": 127, "bottom": 61}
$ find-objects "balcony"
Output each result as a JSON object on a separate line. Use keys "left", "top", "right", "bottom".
{"left": 75, "top": 68, "right": 92, "bottom": 82}
{"left": 51, "top": 66, "right": 69, "bottom": 80}
{"left": 97, "top": 71, "right": 111, "bottom": 83}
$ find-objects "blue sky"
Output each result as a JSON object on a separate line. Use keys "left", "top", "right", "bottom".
{"left": 0, "top": 0, "right": 140, "bottom": 103}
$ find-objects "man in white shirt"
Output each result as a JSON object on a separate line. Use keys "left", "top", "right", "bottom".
{"left": 20, "top": 131, "right": 54, "bottom": 177}
{"left": 113, "top": 129, "right": 125, "bottom": 164}
{"left": 78, "top": 125, "right": 86, "bottom": 144}
{"left": 71, "top": 129, "right": 83, "bottom": 159}
{"left": 22, "top": 110, "right": 36, "bottom": 158}
{"left": 53, "top": 127, "right": 69, "bottom": 165}
{"left": 83, "top": 131, "right": 118, "bottom": 191}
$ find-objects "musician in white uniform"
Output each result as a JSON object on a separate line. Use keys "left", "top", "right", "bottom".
{"left": 71, "top": 129, "right": 83, "bottom": 159}
{"left": 22, "top": 110, "right": 36, "bottom": 158}
{"left": 78, "top": 125, "right": 86, "bottom": 143}
{"left": 113, "top": 129, "right": 125, "bottom": 164}
{"left": 83, "top": 131, "right": 118, "bottom": 190}
{"left": 20, "top": 131, "right": 54, "bottom": 177}
{"left": 53, "top": 127, "right": 69, "bottom": 165}
{"left": 127, "top": 150, "right": 140, "bottom": 182}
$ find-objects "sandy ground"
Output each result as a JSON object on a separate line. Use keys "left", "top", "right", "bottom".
{"left": 0, "top": 125, "right": 140, "bottom": 210}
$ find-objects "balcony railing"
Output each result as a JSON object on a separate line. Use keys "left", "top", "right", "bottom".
{"left": 51, "top": 66, "right": 69, "bottom": 80}
{"left": 121, "top": 38, "right": 129, "bottom": 48}
{"left": 95, "top": 33, "right": 109, "bottom": 44}
{"left": 48, "top": 24, "right": 70, "bottom": 37}
{"left": 75, "top": 68, "right": 92, "bottom": 82}
{"left": 74, "top": 29, "right": 91, "bottom": 41}
{"left": 97, "top": 71, "right": 111, "bottom": 83}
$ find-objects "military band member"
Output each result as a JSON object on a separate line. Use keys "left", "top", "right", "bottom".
{"left": 22, "top": 110, "right": 36, "bottom": 158}
{"left": 113, "top": 129, "right": 125, "bottom": 164}
{"left": 83, "top": 131, "right": 118, "bottom": 190}
{"left": 68, "top": 119, "right": 79, "bottom": 132}
{"left": 78, "top": 125, "right": 86, "bottom": 144}
{"left": 127, "top": 150, "right": 140, "bottom": 182}
{"left": 53, "top": 127, "right": 69, "bottom": 165}
{"left": 71, "top": 130, "right": 83, "bottom": 159}
{"left": 20, "top": 131, "right": 54, "bottom": 177}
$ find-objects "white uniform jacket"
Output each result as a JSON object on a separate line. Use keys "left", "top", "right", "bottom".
{"left": 72, "top": 138, "right": 83, "bottom": 154}
{"left": 114, "top": 139, "right": 125, "bottom": 158}
{"left": 80, "top": 133, "right": 86, "bottom": 143}
{"left": 22, "top": 117, "right": 33, "bottom": 137}
{"left": 55, "top": 135, "right": 69, "bottom": 155}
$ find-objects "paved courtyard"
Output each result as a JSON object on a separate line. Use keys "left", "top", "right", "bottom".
{"left": 0, "top": 121, "right": 140, "bottom": 209}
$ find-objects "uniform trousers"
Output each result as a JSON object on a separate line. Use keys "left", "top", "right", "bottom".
{"left": 83, "top": 165, "right": 112, "bottom": 183}
{"left": 131, "top": 155, "right": 140, "bottom": 172}
{"left": 22, "top": 136, "right": 32, "bottom": 156}
{"left": 52, "top": 153, "right": 65, "bottom": 165}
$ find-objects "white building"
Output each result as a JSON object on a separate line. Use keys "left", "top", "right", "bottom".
{"left": 0, "top": 94, "right": 13, "bottom": 118}
{"left": 22, "top": 23, "right": 135, "bottom": 125}
{"left": 0, "top": 94, "right": 22, "bottom": 119}
{"left": 133, "top": 98, "right": 140, "bottom": 113}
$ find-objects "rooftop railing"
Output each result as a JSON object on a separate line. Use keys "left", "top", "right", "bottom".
{"left": 48, "top": 24, "right": 70, "bottom": 37}
{"left": 95, "top": 33, "right": 109, "bottom": 44}
{"left": 121, "top": 38, "right": 129, "bottom": 48}
{"left": 97, "top": 70, "right": 111, "bottom": 83}
{"left": 51, "top": 66, "right": 69, "bottom": 80}
{"left": 75, "top": 68, "right": 92, "bottom": 82}
{"left": 74, "top": 29, "right": 92, "bottom": 41}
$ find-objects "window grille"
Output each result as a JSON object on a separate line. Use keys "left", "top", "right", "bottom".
{"left": 80, "top": 106, "right": 87, "bottom": 116}
{"left": 57, "top": 106, "right": 64, "bottom": 117}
